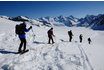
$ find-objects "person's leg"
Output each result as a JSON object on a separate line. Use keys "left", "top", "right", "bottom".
{"left": 18, "top": 38, "right": 23, "bottom": 52}
{"left": 80, "top": 38, "right": 82, "bottom": 43}
{"left": 69, "top": 36, "right": 70, "bottom": 42}
{"left": 80, "top": 38, "right": 81, "bottom": 43}
{"left": 51, "top": 37, "right": 54, "bottom": 43}
{"left": 48, "top": 35, "right": 51, "bottom": 44}
{"left": 89, "top": 41, "right": 90, "bottom": 44}
{"left": 70, "top": 36, "right": 72, "bottom": 42}
{"left": 23, "top": 38, "right": 26, "bottom": 51}
{"left": 71, "top": 36, "right": 72, "bottom": 42}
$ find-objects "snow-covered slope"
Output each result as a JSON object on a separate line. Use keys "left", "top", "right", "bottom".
{"left": 0, "top": 17, "right": 19, "bottom": 33}
{"left": 0, "top": 17, "right": 104, "bottom": 70}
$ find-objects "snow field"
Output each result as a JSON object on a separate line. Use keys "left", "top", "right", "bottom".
{"left": 0, "top": 18, "right": 104, "bottom": 70}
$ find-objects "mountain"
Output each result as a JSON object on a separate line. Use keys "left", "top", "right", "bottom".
{"left": 0, "top": 16, "right": 10, "bottom": 20}
{"left": 38, "top": 14, "right": 104, "bottom": 30}
{"left": 90, "top": 14, "right": 104, "bottom": 30}
{"left": 9, "top": 16, "right": 44, "bottom": 27}
{"left": 9, "top": 16, "right": 29, "bottom": 21}
{"left": 77, "top": 15, "right": 97, "bottom": 27}
{"left": 76, "top": 14, "right": 104, "bottom": 30}
{"left": 0, "top": 14, "right": 104, "bottom": 30}
{"left": 38, "top": 15, "right": 79, "bottom": 27}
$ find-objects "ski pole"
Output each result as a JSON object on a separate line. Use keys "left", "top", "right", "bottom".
{"left": 31, "top": 28, "right": 35, "bottom": 36}
{"left": 53, "top": 35, "right": 57, "bottom": 43}
{"left": 31, "top": 28, "right": 36, "bottom": 42}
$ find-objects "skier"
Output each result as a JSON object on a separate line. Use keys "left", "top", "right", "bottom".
{"left": 68, "top": 30, "right": 73, "bottom": 42}
{"left": 88, "top": 37, "right": 91, "bottom": 44}
{"left": 79, "top": 34, "right": 83, "bottom": 43}
{"left": 15, "top": 22, "right": 32, "bottom": 53}
{"left": 47, "top": 28, "right": 55, "bottom": 44}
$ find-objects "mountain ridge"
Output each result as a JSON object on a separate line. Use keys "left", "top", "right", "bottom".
{"left": 0, "top": 14, "right": 104, "bottom": 30}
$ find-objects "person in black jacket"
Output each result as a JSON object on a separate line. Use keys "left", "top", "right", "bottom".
{"left": 88, "top": 37, "right": 91, "bottom": 44}
{"left": 17, "top": 22, "right": 32, "bottom": 53}
{"left": 79, "top": 34, "right": 83, "bottom": 43}
{"left": 68, "top": 30, "right": 73, "bottom": 42}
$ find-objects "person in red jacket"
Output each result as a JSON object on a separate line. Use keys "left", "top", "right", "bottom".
{"left": 47, "top": 28, "right": 55, "bottom": 44}
{"left": 68, "top": 30, "right": 73, "bottom": 42}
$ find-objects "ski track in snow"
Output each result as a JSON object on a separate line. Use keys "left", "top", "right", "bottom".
{"left": 76, "top": 42, "right": 94, "bottom": 70}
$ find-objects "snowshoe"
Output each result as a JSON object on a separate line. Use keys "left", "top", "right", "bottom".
{"left": 21, "top": 49, "right": 29, "bottom": 54}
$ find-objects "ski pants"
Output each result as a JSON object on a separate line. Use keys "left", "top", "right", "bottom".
{"left": 88, "top": 41, "right": 91, "bottom": 44}
{"left": 48, "top": 35, "right": 54, "bottom": 43}
{"left": 18, "top": 38, "right": 26, "bottom": 52}
{"left": 69, "top": 36, "right": 72, "bottom": 42}
{"left": 80, "top": 38, "right": 82, "bottom": 43}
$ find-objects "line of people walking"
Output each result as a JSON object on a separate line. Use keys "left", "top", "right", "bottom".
{"left": 47, "top": 28, "right": 92, "bottom": 44}
{"left": 68, "top": 30, "right": 92, "bottom": 44}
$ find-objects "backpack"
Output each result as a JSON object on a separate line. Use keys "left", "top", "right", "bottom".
{"left": 15, "top": 24, "right": 23, "bottom": 34}
{"left": 68, "top": 31, "right": 72, "bottom": 35}
{"left": 68, "top": 31, "right": 70, "bottom": 35}
{"left": 47, "top": 30, "right": 52, "bottom": 35}
{"left": 88, "top": 38, "right": 91, "bottom": 41}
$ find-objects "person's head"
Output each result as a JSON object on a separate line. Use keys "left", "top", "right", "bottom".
{"left": 50, "top": 27, "right": 53, "bottom": 30}
{"left": 21, "top": 22, "right": 26, "bottom": 28}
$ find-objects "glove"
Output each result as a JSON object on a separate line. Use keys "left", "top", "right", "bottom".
{"left": 29, "top": 26, "right": 32, "bottom": 29}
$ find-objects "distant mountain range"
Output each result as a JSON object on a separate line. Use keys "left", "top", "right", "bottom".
{"left": 0, "top": 14, "right": 104, "bottom": 30}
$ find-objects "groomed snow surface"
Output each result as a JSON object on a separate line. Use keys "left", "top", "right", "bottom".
{"left": 0, "top": 18, "right": 104, "bottom": 70}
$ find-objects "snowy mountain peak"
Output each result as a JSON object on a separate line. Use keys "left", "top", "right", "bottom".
{"left": 18, "top": 16, "right": 29, "bottom": 20}
{"left": 0, "top": 16, "right": 10, "bottom": 19}
{"left": 0, "top": 14, "right": 104, "bottom": 30}
{"left": 69, "top": 15, "right": 75, "bottom": 19}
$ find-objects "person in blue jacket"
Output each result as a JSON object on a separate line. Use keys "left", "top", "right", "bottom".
{"left": 18, "top": 22, "right": 32, "bottom": 53}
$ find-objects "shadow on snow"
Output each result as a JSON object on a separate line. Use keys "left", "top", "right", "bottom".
{"left": 33, "top": 41, "right": 45, "bottom": 44}
{"left": 0, "top": 49, "right": 16, "bottom": 54}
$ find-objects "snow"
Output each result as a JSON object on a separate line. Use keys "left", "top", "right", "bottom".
{"left": 0, "top": 17, "right": 104, "bottom": 70}
{"left": 0, "top": 16, "right": 9, "bottom": 19}
{"left": 0, "top": 18, "right": 19, "bottom": 33}
{"left": 20, "top": 16, "right": 29, "bottom": 20}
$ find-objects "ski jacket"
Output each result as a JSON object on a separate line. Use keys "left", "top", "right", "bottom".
{"left": 48, "top": 30, "right": 53, "bottom": 36}
{"left": 68, "top": 31, "right": 73, "bottom": 36}
{"left": 18, "top": 28, "right": 30, "bottom": 38}
{"left": 88, "top": 38, "right": 91, "bottom": 41}
{"left": 79, "top": 35, "right": 83, "bottom": 39}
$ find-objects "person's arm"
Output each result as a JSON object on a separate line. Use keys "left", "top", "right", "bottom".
{"left": 23, "top": 26, "right": 32, "bottom": 32}
{"left": 25, "top": 28, "right": 30, "bottom": 32}
{"left": 52, "top": 31, "right": 55, "bottom": 37}
{"left": 52, "top": 31, "right": 53, "bottom": 36}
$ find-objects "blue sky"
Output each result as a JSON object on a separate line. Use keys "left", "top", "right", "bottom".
{"left": 0, "top": 1, "right": 104, "bottom": 19}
